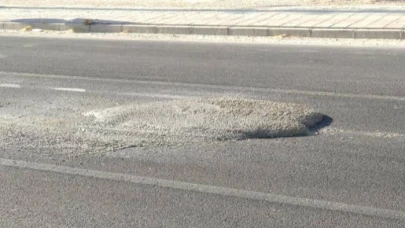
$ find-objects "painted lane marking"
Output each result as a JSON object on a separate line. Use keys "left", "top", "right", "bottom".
{"left": 0, "top": 84, "right": 21, "bottom": 88}
{"left": 0, "top": 81, "right": 190, "bottom": 99}
{"left": 121, "top": 92, "right": 190, "bottom": 99}
{"left": 1, "top": 71, "right": 404, "bottom": 102}
{"left": 321, "top": 127, "right": 405, "bottom": 139}
{"left": 52, "top": 87, "right": 86, "bottom": 92}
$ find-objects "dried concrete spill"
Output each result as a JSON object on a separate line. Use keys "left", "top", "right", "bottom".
{"left": 0, "top": 98, "right": 323, "bottom": 155}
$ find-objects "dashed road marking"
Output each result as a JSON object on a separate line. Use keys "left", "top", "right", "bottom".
{"left": 0, "top": 83, "right": 21, "bottom": 88}
{"left": 121, "top": 92, "right": 190, "bottom": 99}
{"left": 1, "top": 71, "right": 404, "bottom": 102}
{"left": 52, "top": 87, "right": 86, "bottom": 92}
{"left": 0, "top": 158, "right": 404, "bottom": 221}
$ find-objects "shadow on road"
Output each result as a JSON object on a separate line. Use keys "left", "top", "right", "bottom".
{"left": 310, "top": 115, "right": 334, "bottom": 134}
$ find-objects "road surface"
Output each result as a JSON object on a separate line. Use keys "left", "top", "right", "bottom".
{"left": 0, "top": 36, "right": 404, "bottom": 227}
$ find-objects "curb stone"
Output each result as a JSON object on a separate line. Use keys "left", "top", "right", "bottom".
{"left": 228, "top": 27, "right": 268, "bottom": 36}
{"left": 3, "top": 22, "right": 30, "bottom": 30}
{"left": 90, "top": 24, "right": 121, "bottom": 33}
{"left": 311, "top": 28, "right": 355, "bottom": 39}
{"left": 122, "top": 25, "right": 157, "bottom": 33}
{"left": 268, "top": 28, "right": 311, "bottom": 37}
{"left": 192, "top": 26, "right": 229, "bottom": 35}
{"left": 156, "top": 25, "right": 192, "bottom": 35}
{"left": 353, "top": 29, "right": 403, "bottom": 39}
{"left": 2, "top": 22, "right": 405, "bottom": 40}
{"left": 67, "top": 23, "right": 90, "bottom": 33}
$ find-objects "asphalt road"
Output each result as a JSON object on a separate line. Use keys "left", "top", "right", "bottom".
{"left": 0, "top": 36, "right": 404, "bottom": 227}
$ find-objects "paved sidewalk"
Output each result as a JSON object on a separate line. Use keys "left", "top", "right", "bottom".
{"left": 1, "top": 6, "right": 405, "bottom": 39}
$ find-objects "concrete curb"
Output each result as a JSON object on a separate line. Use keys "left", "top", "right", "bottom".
{"left": 1, "top": 22, "right": 404, "bottom": 39}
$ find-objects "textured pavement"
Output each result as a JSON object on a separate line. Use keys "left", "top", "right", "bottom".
{"left": 0, "top": 36, "right": 404, "bottom": 227}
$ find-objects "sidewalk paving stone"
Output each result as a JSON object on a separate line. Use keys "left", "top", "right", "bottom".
{"left": 314, "top": 14, "right": 352, "bottom": 27}
{"left": 278, "top": 14, "right": 306, "bottom": 27}
{"left": 299, "top": 15, "right": 339, "bottom": 27}
{"left": 279, "top": 14, "right": 320, "bottom": 27}
{"left": 230, "top": 13, "right": 266, "bottom": 26}
{"left": 384, "top": 17, "right": 405, "bottom": 28}
{"left": 331, "top": 14, "right": 371, "bottom": 28}
{"left": 1, "top": 6, "right": 405, "bottom": 39}
{"left": 365, "top": 15, "right": 403, "bottom": 28}
{"left": 205, "top": 15, "right": 245, "bottom": 26}
{"left": 253, "top": 14, "right": 290, "bottom": 26}
{"left": 348, "top": 14, "right": 388, "bottom": 28}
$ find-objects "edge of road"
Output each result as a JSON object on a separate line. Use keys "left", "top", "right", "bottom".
{"left": 2, "top": 22, "right": 404, "bottom": 40}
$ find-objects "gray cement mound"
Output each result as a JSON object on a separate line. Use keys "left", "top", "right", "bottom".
{"left": 83, "top": 98, "right": 323, "bottom": 144}
{"left": 1, "top": 98, "right": 323, "bottom": 155}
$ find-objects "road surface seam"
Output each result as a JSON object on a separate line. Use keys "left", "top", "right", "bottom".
{"left": 0, "top": 158, "right": 404, "bottom": 221}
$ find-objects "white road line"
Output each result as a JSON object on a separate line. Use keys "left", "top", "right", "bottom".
{"left": 270, "top": 88, "right": 405, "bottom": 101}
{"left": 1, "top": 81, "right": 185, "bottom": 98}
{"left": 0, "top": 83, "right": 21, "bottom": 88}
{"left": 52, "top": 87, "right": 86, "bottom": 93}
{"left": 121, "top": 92, "right": 190, "bottom": 99}
{"left": 321, "top": 127, "right": 405, "bottom": 139}
{"left": 0, "top": 158, "right": 404, "bottom": 220}
{"left": 2, "top": 71, "right": 404, "bottom": 102}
